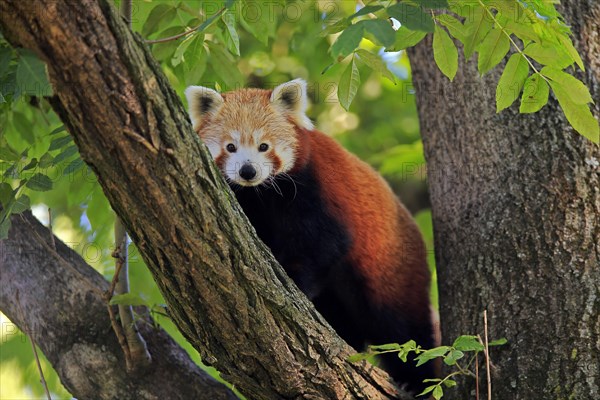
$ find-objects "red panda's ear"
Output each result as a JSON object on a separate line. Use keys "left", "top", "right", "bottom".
{"left": 270, "top": 79, "right": 314, "bottom": 130}
{"left": 184, "top": 86, "right": 224, "bottom": 129}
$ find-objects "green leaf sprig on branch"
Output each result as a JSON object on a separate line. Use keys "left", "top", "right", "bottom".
{"left": 325, "top": 0, "right": 598, "bottom": 143}
{"left": 348, "top": 335, "right": 507, "bottom": 400}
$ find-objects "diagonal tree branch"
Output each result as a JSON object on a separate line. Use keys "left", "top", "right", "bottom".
{"left": 0, "top": 212, "right": 238, "bottom": 400}
{"left": 0, "top": 1, "right": 406, "bottom": 398}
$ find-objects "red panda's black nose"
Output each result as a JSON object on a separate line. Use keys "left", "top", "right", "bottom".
{"left": 239, "top": 164, "right": 257, "bottom": 181}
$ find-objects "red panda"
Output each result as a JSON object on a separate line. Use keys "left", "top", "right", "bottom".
{"left": 185, "top": 79, "right": 436, "bottom": 393}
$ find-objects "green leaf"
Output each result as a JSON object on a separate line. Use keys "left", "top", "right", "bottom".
{"left": 360, "top": 19, "right": 395, "bottom": 48}
{"left": 550, "top": 82, "right": 599, "bottom": 143}
{"left": 540, "top": 67, "right": 592, "bottom": 105}
{"left": 504, "top": 20, "right": 539, "bottom": 42}
{"left": 142, "top": 4, "right": 177, "bottom": 37}
{"left": 26, "top": 173, "right": 53, "bottom": 192}
{"left": 150, "top": 26, "right": 186, "bottom": 61}
{"left": 12, "top": 194, "right": 30, "bottom": 214}
{"left": 436, "top": 14, "right": 465, "bottom": 42}
{"left": 208, "top": 43, "right": 243, "bottom": 89}
{"left": 416, "top": 346, "right": 450, "bottom": 366}
{"left": 16, "top": 50, "right": 52, "bottom": 97}
{"left": 48, "top": 135, "right": 72, "bottom": 151}
{"left": 368, "top": 343, "right": 401, "bottom": 351}
{"left": 349, "top": 5, "right": 384, "bottom": 19}
{"left": 557, "top": 34, "right": 584, "bottom": 71}
{"left": 387, "top": 27, "right": 427, "bottom": 51}
{"left": 330, "top": 23, "right": 364, "bottom": 60}
{"left": 171, "top": 34, "right": 197, "bottom": 67}
{"left": 417, "top": 385, "right": 436, "bottom": 398}
{"left": 463, "top": 6, "right": 493, "bottom": 59}
{"left": 415, "top": 0, "right": 449, "bottom": 9}
{"left": 433, "top": 25, "right": 458, "bottom": 81}
{"left": 63, "top": 158, "right": 85, "bottom": 176}
{"left": 0, "top": 182, "right": 13, "bottom": 207}
{"left": 347, "top": 352, "right": 372, "bottom": 363}
{"left": 433, "top": 385, "right": 443, "bottom": 400}
{"left": 222, "top": 12, "right": 240, "bottom": 56}
{"left": 38, "top": 152, "right": 55, "bottom": 168}
{"left": 22, "top": 158, "right": 38, "bottom": 171}
{"left": 52, "top": 144, "right": 78, "bottom": 165}
{"left": 338, "top": 57, "right": 360, "bottom": 111}
{"left": 443, "top": 349, "right": 464, "bottom": 365}
{"left": 520, "top": 73, "right": 549, "bottom": 113}
{"left": 477, "top": 28, "right": 510, "bottom": 74}
{"left": 239, "top": 0, "right": 277, "bottom": 45}
{"left": 355, "top": 49, "right": 395, "bottom": 83}
{"left": 523, "top": 42, "right": 573, "bottom": 69}
{"left": 109, "top": 293, "right": 148, "bottom": 307}
{"left": 0, "top": 145, "right": 19, "bottom": 161}
{"left": 496, "top": 53, "right": 529, "bottom": 112}
{"left": 489, "top": 338, "right": 508, "bottom": 346}
{"left": 319, "top": 19, "right": 350, "bottom": 37}
{"left": 12, "top": 112, "right": 35, "bottom": 145}
{"left": 49, "top": 125, "right": 66, "bottom": 135}
{"left": 387, "top": 3, "right": 434, "bottom": 32}
{"left": 183, "top": 34, "right": 208, "bottom": 85}
{"left": 0, "top": 47, "right": 12, "bottom": 77}
{"left": 452, "top": 335, "right": 484, "bottom": 352}
{"left": 443, "top": 379, "right": 457, "bottom": 388}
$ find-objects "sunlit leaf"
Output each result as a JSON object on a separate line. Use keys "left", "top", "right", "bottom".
{"left": 331, "top": 23, "right": 364, "bottom": 60}
{"left": 142, "top": 4, "right": 177, "bottom": 37}
{"left": 550, "top": 82, "right": 599, "bottom": 143}
{"left": 436, "top": 14, "right": 465, "bottom": 42}
{"left": 387, "top": 27, "right": 427, "bottom": 51}
{"left": 520, "top": 73, "right": 549, "bottom": 113}
{"left": 433, "top": 25, "right": 458, "bottom": 81}
{"left": 26, "top": 173, "right": 53, "bottom": 192}
{"left": 523, "top": 42, "right": 573, "bottom": 69}
{"left": 338, "top": 57, "right": 360, "bottom": 110}
{"left": 496, "top": 53, "right": 529, "bottom": 112}
{"left": 355, "top": 49, "right": 395, "bottom": 83}
{"left": 477, "top": 28, "right": 510, "bottom": 74}
{"left": 452, "top": 335, "right": 484, "bottom": 351}
{"left": 541, "top": 66, "right": 592, "bottom": 105}
{"left": 463, "top": 6, "right": 493, "bottom": 59}
{"left": 360, "top": 19, "right": 395, "bottom": 48}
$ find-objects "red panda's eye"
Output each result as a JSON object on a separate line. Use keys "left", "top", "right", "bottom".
{"left": 226, "top": 143, "right": 237, "bottom": 153}
{"left": 259, "top": 143, "right": 269, "bottom": 152}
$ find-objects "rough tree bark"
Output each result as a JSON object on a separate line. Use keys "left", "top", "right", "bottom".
{"left": 0, "top": 1, "right": 405, "bottom": 399}
{"left": 0, "top": 212, "right": 238, "bottom": 400}
{"left": 409, "top": 1, "right": 599, "bottom": 399}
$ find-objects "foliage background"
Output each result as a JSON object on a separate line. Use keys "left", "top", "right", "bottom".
{"left": 0, "top": 1, "right": 433, "bottom": 398}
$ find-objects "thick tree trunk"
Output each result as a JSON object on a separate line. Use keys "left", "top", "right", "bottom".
{"left": 0, "top": 212, "right": 238, "bottom": 400}
{"left": 409, "top": 1, "right": 599, "bottom": 399}
{"left": 0, "top": 1, "right": 404, "bottom": 399}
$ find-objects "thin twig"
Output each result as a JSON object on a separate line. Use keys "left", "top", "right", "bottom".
{"left": 476, "top": 352, "right": 480, "bottom": 400}
{"left": 145, "top": 6, "right": 227, "bottom": 44}
{"left": 16, "top": 291, "right": 52, "bottom": 400}
{"left": 106, "top": 301, "right": 133, "bottom": 370}
{"left": 484, "top": 310, "right": 491, "bottom": 400}
{"left": 106, "top": 246, "right": 125, "bottom": 299}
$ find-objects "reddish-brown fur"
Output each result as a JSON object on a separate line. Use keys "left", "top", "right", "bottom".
{"left": 293, "top": 127, "right": 431, "bottom": 324}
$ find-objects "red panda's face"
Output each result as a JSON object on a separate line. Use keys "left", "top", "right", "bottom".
{"left": 185, "top": 80, "right": 313, "bottom": 187}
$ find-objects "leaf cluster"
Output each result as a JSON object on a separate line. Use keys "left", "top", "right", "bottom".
{"left": 348, "top": 335, "right": 507, "bottom": 399}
